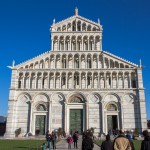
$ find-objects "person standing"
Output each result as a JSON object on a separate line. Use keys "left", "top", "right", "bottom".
{"left": 140, "top": 130, "right": 150, "bottom": 150}
{"left": 67, "top": 135, "right": 73, "bottom": 149}
{"left": 73, "top": 131, "right": 79, "bottom": 149}
{"left": 82, "top": 134, "right": 94, "bottom": 150}
{"left": 46, "top": 130, "right": 51, "bottom": 150}
{"left": 51, "top": 131, "right": 57, "bottom": 149}
{"left": 113, "top": 129, "right": 132, "bottom": 150}
{"left": 101, "top": 134, "right": 113, "bottom": 150}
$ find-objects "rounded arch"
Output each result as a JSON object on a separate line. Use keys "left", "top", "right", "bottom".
{"left": 102, "top": 93, "right": 121, "bottom": 103}
{"left": 17, "top": 92, "right": 32, "bottom": 102}
{"left": 87, "top": 92, "right": 102, "bottom": 103}
{"left": 66, "top": 92, "right": 86, "bottom": 103}
{"left": 123, "top": 93, "right": 137, "bottom": 103}
{"left": 33, "top": 93, "right": 50, "bottom": 102}
{"left": 50, "top": 92, "right": 65, "bottom": 102}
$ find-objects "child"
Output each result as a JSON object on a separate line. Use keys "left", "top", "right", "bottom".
{"left": 67, "top": 135, "right": 73, "bottom": 149}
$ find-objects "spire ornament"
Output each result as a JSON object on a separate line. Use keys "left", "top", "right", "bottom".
{"left": 7, "top": 60, "right": 15, "bottom": 69}
{"left": 53, "top": 18, "right": 55, "bottom": 25}
{"left": 75, "top": 7, "right": 78, "bottom": 16}
{"left": 98, "top": 18, "right": 100, "bottom": 25}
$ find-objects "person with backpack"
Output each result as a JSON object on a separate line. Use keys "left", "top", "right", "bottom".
{"left": 67, "top": 135, "right": 73, "bottom": 149}
{"left": 51, "top": 131, "right": 57, "bottom": 149}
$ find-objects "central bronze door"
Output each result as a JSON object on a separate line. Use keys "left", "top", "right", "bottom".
{"left": 70, "top": 109, "right": 83, "bottom": 134}
{"left": 35, "top": 115, "right": 46, "bottom": 135}
{"left": 107, "top": 115, "right": 118, "bottom": 131}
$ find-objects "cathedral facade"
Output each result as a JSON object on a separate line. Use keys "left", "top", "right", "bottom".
{"left": 6, "top": 8, "right": 147, "bottom": 137}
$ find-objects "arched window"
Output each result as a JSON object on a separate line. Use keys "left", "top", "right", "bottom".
{"left": 62, "top": 77, "right": 66, "bottom": 86}
{"left": 37, "top": 104, "right": 46, "bottom": 111}
{"left": 18, "top": 81, "right": 21, "bottom": 88}
{"left": 107, "top": 104, "right": 117, "bottom": 111}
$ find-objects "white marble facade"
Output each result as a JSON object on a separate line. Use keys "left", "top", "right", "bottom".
{"left": 5, "top": 8, "right": 147, "bottom": 138}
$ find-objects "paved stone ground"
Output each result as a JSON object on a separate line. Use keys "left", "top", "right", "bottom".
{"left": 48, "top": 136, "right": 100, "bottom": 150}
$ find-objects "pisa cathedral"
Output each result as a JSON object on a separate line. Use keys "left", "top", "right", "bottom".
{"left": 6, "top": 8, "right": 147, "bottom": 137}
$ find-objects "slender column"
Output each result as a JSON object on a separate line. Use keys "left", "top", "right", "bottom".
{"left": 48, "top": 74, "right": 50, "bottom": 89}
{"left": 85, "top": 73, "right": 87, "bottom": 89}
{"left": 79, "top": 73, "right": 81, "bottom": 89}
{"left": 48, "top": 101, "right": 52, "bottom": 131}
{"left": 116, "top": 73, "right": 119, "bottom": 88}
{"left": 58, "top": 39, "right": 60, "bottom": 51}
{"left": 35, "top": 76, "right": 37, "bottom": 89}
{"left": 104, "top": 73, "right": 106, "bottom": 88}
{"left": 98, "top": 73, "right": 100, "bottom": 89}
{"left": 60, "top": 55, "right": 62, "bottom": 69}
{"left": 82, "top": 38, "right": 83, "bottom": 50}
{"left": 94, "top": 37, "right": 96, "bottom": 50}
{"left": 79, "top": 56, "right": 81, "bottom": 69}
{"left": 135, "top": 73, "right": 138, "bottom": 88}
{"left": 109, "top": 59, "right": 110, "bottom": 68}
{"left": 64, "top": 102, "right": 67, "bottom": 133}
{"left": 28, "top": 76, "right": 31, "bottom": 89}
{"left": 60, "top": 75, "right": 62, "bottom": 89}
{"left": 66, "top": 74, "right": 67, "bottom": 89}
{"left": 53, "top": 73, "right": 55, "bottom": 89}
{"left": 123, "top": 72, "right": 125, "bottom": 88}
{"left": 72, "top": 72, "right": 74, "bottom": 89}
{"left": 22, "top": 76, "right": 25, "bottom": 89}
{"left": 73, "top": 55, "right": 74, "bottom": 69}
{"left": 102, "top": 55, "right": 104, "bottom": 68}
{"left": 76, "top": 37, "right": 77, "bottom": 51}
{"left": 129, "top": 73, "right": 132, "bottom": 88}
{"left": 86, "top": 102, "right": 89, "bottom": 130}
{"left": 110, "top": 73, "right": 112, "bottom": 88}
{"left": 29, "top": 101, "right": 33, "bottom": 133}
{"left": 70, "top": 39, "right": 71, "bottom": 51}
{"left": 92, "top": 73, "right": 94, "bottom": 88}
{"left": 88, "top": 38, "right": 89, "bottom": 50}
{"left": 76, "top": 20, "right": 77, "bottom": 31}
{"left": 51, "top": 39, "right": 53, "bottom": 51}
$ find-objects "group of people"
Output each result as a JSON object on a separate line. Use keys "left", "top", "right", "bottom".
{"left": 45, "top": 130, "right": 57, "bottom": 149}
{"left": 101, "top": 129, "right": 150, "bottom": 150}
{"left": 67, "top": 130, "right": 94, "bottom": 150}
{"left": 44, "top": 129, "right": 150, "bottom": 150}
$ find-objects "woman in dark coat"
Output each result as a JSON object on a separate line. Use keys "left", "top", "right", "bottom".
{"left": 101, "top": 134, "right": 113, "bottom": 150}
{"left": 140, "top": 130, "right": 150, "bottom": 150}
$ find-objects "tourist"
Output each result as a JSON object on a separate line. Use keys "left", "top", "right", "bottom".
{"left": 101, "top": 134, "right": 113, "bottom": 150}
{"left": 51, "top": 131, "right": 57, "bottom": 149}
{"left": 140, "top": 130, "right": 150, "bottom": 150}
{"left": 67, "top": 135, "right": 73, "bottom": 149}
{"left": 73, "top": 131, "right": 79, "bottom": 149}
{"left": 46, "top": 130, "right": 52, "bottom": 150}
{"left": 113, "top": 129, "right": 132, "bottom": 150}
{"left": 82, "top": 134, "right": 94, "bottom": 150}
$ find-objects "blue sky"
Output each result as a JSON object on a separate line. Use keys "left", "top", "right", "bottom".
{"left": 0, "top": 0, "right": 150, "bottom": 119}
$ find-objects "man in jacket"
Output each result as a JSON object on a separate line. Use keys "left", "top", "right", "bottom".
{"left": 113, "top": 129, "right": 132, "bottom": 150}
{"left": 82, "top": 134, "right": 94, "bottom": 150}
{"left": 140, "top": 130, "right": 150, "bottom": 150}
